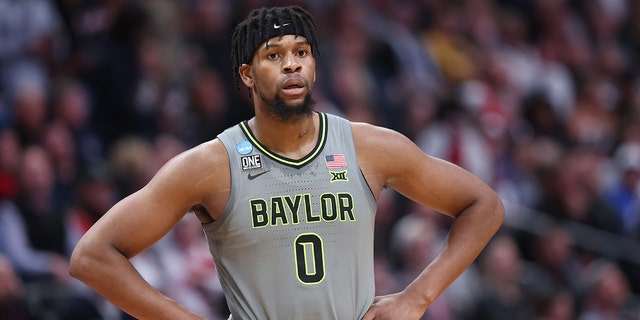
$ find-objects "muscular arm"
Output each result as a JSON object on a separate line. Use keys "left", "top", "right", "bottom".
{"left": 354, "top": 123, "right": 504, "bottom": 319}
{"left": 69, "top": 140, "right": 230, "bottom": 320}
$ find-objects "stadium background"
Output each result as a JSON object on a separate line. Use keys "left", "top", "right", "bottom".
{"left": 0, "top": 0, "right": 639, "bottom": 319}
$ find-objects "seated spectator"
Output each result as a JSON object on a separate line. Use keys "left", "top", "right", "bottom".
{"left": 0, "top": 252, "right": 27, "bottom": 319}
{"left": 0, "top": 146, "right": 99, "bottom": 319}
{"left": 0, "top": 128, "right": 21, "bottom": 202}
{"left": 472, "top": 235, "right": 538, "bottom": 320}
{"left": 578, "top": 260, "right": 640, "bottom": 320}
{"left": 603, "top": 142, "right": 640, "bottom": 237}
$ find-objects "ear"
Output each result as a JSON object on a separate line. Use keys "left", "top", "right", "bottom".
{"left": 311, "top": 58, "right": 316, "bottom": 83}
{"left": 239, "top": 64, "right": 254, "bottom": 89}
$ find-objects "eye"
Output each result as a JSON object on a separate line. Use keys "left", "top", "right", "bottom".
{"left": 295, "top": 49, "right": 308, "bottom": 57}
{"left": 267, "top": 52, "right": 279, "bottom": 60}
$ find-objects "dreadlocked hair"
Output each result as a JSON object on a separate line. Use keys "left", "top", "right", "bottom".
{"left": 231, "top": 5, "right": 319, "bottom": 90}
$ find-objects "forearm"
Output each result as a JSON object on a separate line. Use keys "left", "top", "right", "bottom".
{"left": 69, "top": 243, "right": 204, "bottom": 320}
{"left": 402, "top": 196, "right": 504, "bottom": 309}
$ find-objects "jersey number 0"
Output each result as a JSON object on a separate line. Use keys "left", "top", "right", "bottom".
{"left": 294, "top": 233, "right": 325, "bottom": 284}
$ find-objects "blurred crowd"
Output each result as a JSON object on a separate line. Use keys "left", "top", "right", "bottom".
{"left": 0, "top": 0, "right": 639, "bottom": 319}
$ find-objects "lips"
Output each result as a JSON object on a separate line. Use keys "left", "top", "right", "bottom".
{"left": 281, "top": 79, "right": 305, "bottom": 96}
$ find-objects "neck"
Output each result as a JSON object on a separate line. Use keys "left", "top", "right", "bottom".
{"left": 248, "top": 111, "right": 318, "bottom": 159}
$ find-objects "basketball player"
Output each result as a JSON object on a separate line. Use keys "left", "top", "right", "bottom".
{"left": 70, "top": 5, "right": 504, "bottom": 320}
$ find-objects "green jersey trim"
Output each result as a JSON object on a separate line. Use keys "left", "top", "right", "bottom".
{"left": 239, "top": 112, "right": 328, "bottom": 169}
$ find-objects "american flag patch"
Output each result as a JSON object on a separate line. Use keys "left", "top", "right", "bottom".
{"left": 325, "top": 154, "right": 346, "bottom": 168}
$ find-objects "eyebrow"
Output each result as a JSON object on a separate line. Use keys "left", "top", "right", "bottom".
{"left": 264, "top": 38, "right": 310, "bottom": 50}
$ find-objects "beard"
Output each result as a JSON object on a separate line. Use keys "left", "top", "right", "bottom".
{"left": 253, "top": 78, "right": 316, "bottom": 121}
{"left": 270, "top": 93, "right": 315, "bottom": 121}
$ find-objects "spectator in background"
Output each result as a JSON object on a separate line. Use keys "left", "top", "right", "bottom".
{"left": 0, "top": 145, "right": 102, "bottom": 320}
{"left": 493, "top": 135, "right": 552, "bottom": 210}
{"left": 325, "top": 2, "right": 380, "bottom": 124}
{"left": 578, "top": 260, "right": 640, "bottom": 320}
{"left": 107, "top": 136, "right": 156, "bottom": 198}
{"left": 421, "top": 3, "right": 478, "bottom": 87}
{"left": 603, "top": 142, "right": 640, "bottom": 238}
{"left": 472, "top": 235, "right": 538, "bottom": 320}
{"left": 0, "top": 146, "right": 68, "bottom": 278}
{"left": 0, "top": 129, "right": 26, "bottom": 318}
{"left": 400, "top": 90, "right": 439, "bottom": 141}
{"left": 536, "top": 147, "right": 623, "bottom": 234}
{"left": 183, "top": 0, "right": 255, "bottom": 125}
{"left": 10, "top": 80, "right": 48, "bottom": 147}
{"left": 157, "top": 216, "right": 226, "bottom": 320}
{"left": 531, "top": 35, "right": 576, "bottom": 124}
{"left": 87, "top": 3, "right": 151, "bottom": 147}
{"left": 0, "top": 128, "right": 21, "bottom": 202}
{"left": 0, "top": 146, "right": 70, "bottom": 318}
{"left": 492, "top": 8, "right": 540, "bottom": 106}
{"left": 50, "top": 78, "right": 103, "bottom": 167}
{"left": 414, "top": 100, "right": 495, "bottom": 185}
{"left": 352, "top": 0, "right": 444, "bottom": 132}
{"left": 389, "top": 211, "right": 459, "bottom": 319}
{"left": 535, "top": 288, "right": 577, "bottom": 320}
{"left": 521, "top": 93, "right": 569, "bottom": 146}
{"left": 618, "top": 1, "right": 640, "bottom": 73}
{"left": 390, "top": 211, "right": 444, "bottom": 289}
{"left": 529, "top": 227, "right": 582, "bottom": 297}
{"left": 566, "top": 75, "right": 619, "bottom": 152}
{"left": 42, "top": 120, "right": 79, "bottom": 207}
{"left": 0, "top": 0, "right": 64, "bottom": 103}
{"left": 0, "top": 254, "right": 27, "bottom": 320}
{"left": 177, "top": 68, "right": 233, "bottom": 147}
{"left": 182, "top": 0, "right": 234, "bottom": 82}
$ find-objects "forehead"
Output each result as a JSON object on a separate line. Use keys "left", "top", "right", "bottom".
{"left": 259, "top": 34, "right": 310, "bottom": 50}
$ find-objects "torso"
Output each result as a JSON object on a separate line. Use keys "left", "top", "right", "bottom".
{"left": 203, "top": 112, "right": 377, "bottom": 319}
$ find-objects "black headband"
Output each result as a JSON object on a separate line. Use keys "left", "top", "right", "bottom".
{"left": 243, "top": 20, "right": 314, "bottom": 65}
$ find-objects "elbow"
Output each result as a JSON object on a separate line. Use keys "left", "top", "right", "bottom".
{"left": 488, "top": 193, "right": 505, "bottom": 233}
{"left": 68, "top": 245, "right": 87, "bottom": 280}
{"left": 69, "top": 241, "right": 98, "bottom": 282}
{"left": 463, "top": 190, "right": 504, "bottom": 236}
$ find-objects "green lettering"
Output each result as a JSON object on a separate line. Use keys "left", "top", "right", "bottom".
{"left": 284, "top": 195, "right": 301, "bottom": 224}
{"left": 250, "top": 199, "right": 268, "bottom": 228}
{"left": 271, "top": 196, "right": 288, "bottom": 226}
{"left": 320, "top": 193, "right": 338, "bottom": 221}
{"left": 304, "top": 194, "right": 320, "bottom": 223}
{"left": 338, "top": 193, "right": 355, "bottom": 221}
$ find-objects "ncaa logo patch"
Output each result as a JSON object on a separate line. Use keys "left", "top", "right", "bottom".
{"left": 236, "top": 141, "right": 253, "bottom": 155}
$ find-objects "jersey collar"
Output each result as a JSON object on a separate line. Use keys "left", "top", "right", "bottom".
{"left": 240, "top": 112, "right": 327, "bottom": 168}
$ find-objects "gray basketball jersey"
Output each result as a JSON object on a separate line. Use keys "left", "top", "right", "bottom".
{"left": 204, "top": 112, "right": 377, "bottom": 320}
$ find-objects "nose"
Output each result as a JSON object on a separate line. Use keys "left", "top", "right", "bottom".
{"left": 282, "top": 53, "right": 301, "bottom": 73}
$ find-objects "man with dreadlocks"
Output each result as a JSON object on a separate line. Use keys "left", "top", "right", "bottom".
{"left": 70, "top": 5, "right": 503, "bottom": 320}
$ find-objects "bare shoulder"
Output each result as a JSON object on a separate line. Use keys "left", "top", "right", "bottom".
{"left": 350, "top": 122, "right": 416, "bottom": 170}
{"left": 147, "top": 138, "right": 230, "bottom": 219}
{"left": 170, "top": 139, "right": 228, "bottom": 172}
{"left": 350, "top": 121, "right": 499, "bottom": 217}
{"left": 72, "top": 138, "right": 231, "bottom": 259}
{"left": 350, "top": 121, "right": 411, "bottom": 150}
{"left": 156, "top": 139, "right": 228, "bottom": 183}
{"left": 350, "top": 122, "right": 426, "bottom": 197}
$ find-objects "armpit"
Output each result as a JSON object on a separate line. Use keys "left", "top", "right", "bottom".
{"left": 190, "top": 205, "right": 215, "bottom": 224}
